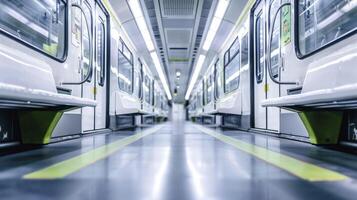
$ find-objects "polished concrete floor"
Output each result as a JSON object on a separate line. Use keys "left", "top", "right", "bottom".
{"left": 1, "top": 122, "right": 357, "bottom": 199}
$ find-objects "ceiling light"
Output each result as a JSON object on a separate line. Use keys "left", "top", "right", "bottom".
{"left": 127, "top": 0, "right": 155, "bottom": 51}
{"left": 185, "top": 54, "right": 206, "bottom": 100}
{"left": 128, "top": 0, "right": 171, "bottom": 100}
{"left": 176, "top": 70, "right": 181, "bottom": 77}
{"left": 202, "top": 0, "right": 230, "bottom": 51}
{"left": 151, "top": 52, "right": 172, "bottom": 100}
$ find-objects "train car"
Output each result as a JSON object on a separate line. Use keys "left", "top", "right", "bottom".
{"left": 0, "top": 0, "right": 113, "bottom": 144}
{"left": 109, "top": 24, "right": 159, "bottom": 129}
{"left": 188, "top": 0, "right": 357, "bottom": 144}
{"left": 0, "top": 0, "right": 169, "bottom": 145}
{"left": 262, "top": 0, "right": 357, "bottom": 144}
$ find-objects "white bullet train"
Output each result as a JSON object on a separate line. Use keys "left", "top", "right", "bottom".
{"left": 0, "top": 0, "right": 169, "bottom": 145}
{"left": 187, "top": 0, "right": 357, "bottom": 145}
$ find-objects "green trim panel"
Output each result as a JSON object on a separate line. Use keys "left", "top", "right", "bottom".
{"left": 299, "top": 111, "right": 343, "bottom": 145}
{"left": 18, "top": 111, "right": 64, "bottom": 144}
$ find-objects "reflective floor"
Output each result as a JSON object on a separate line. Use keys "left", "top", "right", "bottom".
{"left": 2, "top": 122, "right": 357, "bottom": 199}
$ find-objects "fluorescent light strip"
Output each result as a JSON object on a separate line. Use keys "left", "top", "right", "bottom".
{"left": 151, "top": 52, "right": 172, "bottom": 100}
{"left": 202, "top": 0, "right": 230, "bottom": 51}
{"left": 185, "top": 0, "right": 229, "bottom": 100}
{"left": 185, "top": 54, "right": 206, "bottom": 100}
{"left": 128, "top": 0, "right": 171, "bottom": 100}
{"left": 127, "top": 0, "right": 155, "bottom": 51}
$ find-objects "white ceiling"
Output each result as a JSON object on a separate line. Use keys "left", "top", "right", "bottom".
{"left": 109, "top": 0, "right": 248, "bottom": 103}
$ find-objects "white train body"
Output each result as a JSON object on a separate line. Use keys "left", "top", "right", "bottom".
{"left": 0, "top": 0, "right": 169, "bottom": 143}
{"left": 188, "top": 0, "right": 357, "bottom": 143}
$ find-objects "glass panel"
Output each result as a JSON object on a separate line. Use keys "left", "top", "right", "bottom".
{"left": 144, "top": 75, "right": 151, "bottom": 104}
{"left": 206, "top": 74, "right": 214, "bottom": 104}
{"left": 151, "top": 80, "right": 155, "bottom": 106}
{"left": 298, "top": 0, "right": 357, "bottom": 56}
{"left": 224, "top": 51, "right": 230, "bottom": 66}
{"left": 96, "top": 21, "right": 105, "bottom": 86}
{"left": 197, "top": 91, "right": 202, "bottom": 108}
{"left": 214, "top": 60, "right": 222, "bottom": 99}
{"left": 122, "top": 43, "right": 133, "bottom": 63}
{"left": 270, "top": 0, "right": 281, "bottom": 78}
{"left": 118, "top": 50, "right": 133, "bottom": 94}
{"left": 155, "top": 92, "right": 161, "bottom": 107}
{"left": 225, "top": 48, "right": 240, "bottom": 93}
{"left": 217, "top": 71, "right": 223, "bottom": 98}
{"left": 229, "top": 37, "right": 240, "bottom": 60}
{"left": 0, "top": 0, "right": 66, "bottom": 59}
{"left": 256, "top": 13, "right": 264, "bottom": 83}
{"left": 241, "top": 34, "right": 249, "bottom": 66}
{"left": 81, "top": 2, "right": 92, "bottom": 82}
{"left": 133, "top": 71, "right": 140, "bottom": 98}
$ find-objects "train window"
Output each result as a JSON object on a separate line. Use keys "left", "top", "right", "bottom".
{"left": 224, "top": 51, "right": 230, "bottom": 67}
{"left": 144, "top": 75, "right": 151, "bottom": 104}
{"left": 155, "top": 92, "right": 161, "bottom": 107}
{"left": 133, "top": 70, "right": 140, "bottom": 98}
{"left": 255, "top": 13, "right": 264, "bottom": 83}
{"left": 151, "top": 80, "right": 155, "bottom": 106}
{"left": 197, "top": 91, "right": 202, "bottom": 108}
{"left": 214, "top": 59, "right": 222, "bottom": 99}
{"left": 118, "top": 50, "right": 133, "bottom": 94}
{"left": 206, "top": 74, "right": 214, "bottom": 104}
{"left": 229, "top": 37, "right": 240, "bottom": 60}
{"left": 0, "top": 0, "right": 66, "bottom": 60}
{"left": 297, "top": 0, "right": 357, "bottom": 57}
{"left": 241, "top": 34, "right": 249, "bottom": 67}
{"left": 96, "top": 21, "right": 106, "bottom": 86}
{"left": 224, "top": 39, "right": 240, "bottom": 94}
{"left": 119, "top": 38, "right": 133, "bottom": 64}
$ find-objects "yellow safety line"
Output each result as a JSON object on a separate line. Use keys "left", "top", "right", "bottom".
{"left": 195, "top": 125, "right": 349, "bottom": 182}
{"left": 23, "top": 125, "right": 164, "bottom": 180}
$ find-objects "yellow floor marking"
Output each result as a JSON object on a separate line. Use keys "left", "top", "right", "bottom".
{"left": 196, "top": 125, "right": 348, "bottom": 182}
{"left": 23, "top": 125, "right": 164, "bottom": 180}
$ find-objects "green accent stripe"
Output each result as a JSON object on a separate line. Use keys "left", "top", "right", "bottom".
{"left": 196, "top": 125, "right": 348, "bottom": 182}
{"left": 23, "top": 125, "right": 163, "bottom": 179}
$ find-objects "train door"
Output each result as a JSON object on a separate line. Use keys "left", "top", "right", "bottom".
{"left": 266, "top": 0, "right": 281, "bottom": 131}
{"left": 253, "top": 1, "right": 267, "bottom": 130}
{"left": 252, "top": 0, "right": 281, "bottom": 131}
{"left": 93, "top": 3, "right": 108, "bottom": 130}
{"left": 81, "top": 0, "right": 95, "bottom": 132}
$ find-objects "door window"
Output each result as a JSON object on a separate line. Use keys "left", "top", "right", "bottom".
{"left": 256, "top": 13, "right": 264, "bottom": 83}
{"left": 96, "top": 20, "right": 105, "bottom": 86}
{"left": 270, "top": 0, "right": 281, "bottom": 78}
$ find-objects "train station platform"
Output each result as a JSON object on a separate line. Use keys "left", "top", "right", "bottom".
{"left": 1, "top": 122, "right": 357, "bottom": 199}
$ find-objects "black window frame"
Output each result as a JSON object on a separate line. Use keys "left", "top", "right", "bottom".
{"left": 0, "top": 0, "right": 69, "bottom": 62}
{"left": 294, "top": 0, "right": 357, "bottom": 59}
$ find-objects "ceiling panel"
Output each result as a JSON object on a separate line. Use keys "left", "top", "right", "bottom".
{"left": 160, "top": 0, "right": 197, "bottom": 18}
{"left": 165, "top": 29, "right": 192, "bottom": 47}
